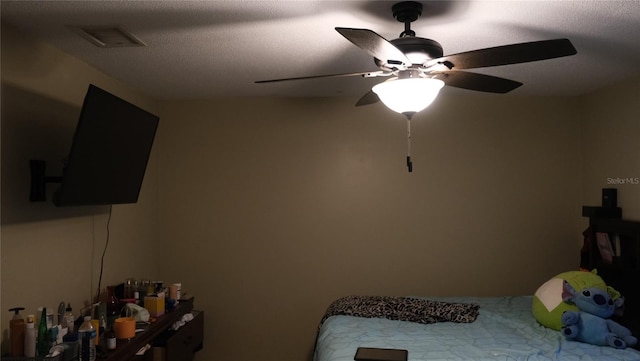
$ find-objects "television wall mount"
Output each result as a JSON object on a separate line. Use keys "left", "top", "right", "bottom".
{"left": 30, "top": 159, "right": 62, "bottom": 202}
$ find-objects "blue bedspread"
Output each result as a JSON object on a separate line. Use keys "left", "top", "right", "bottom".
{"left": 314, "top": 296, "right": 640, "bottom": 361}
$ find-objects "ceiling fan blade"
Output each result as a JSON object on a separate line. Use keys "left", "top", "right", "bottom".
{"left": 335, "top": 27, "right": 411, "bottom": 66}
{"left": 355, "top": 90, "right": 380, "bottom": 106}
{"left": 436, "top": 71, "right": 522, "bottom": 93}
{"left": 255, "top": 70, "right": 384, "bottom": 84}
{"left": 434, "top": 39, "right": 577, "bottom": 70}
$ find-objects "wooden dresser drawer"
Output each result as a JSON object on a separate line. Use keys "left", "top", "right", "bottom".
{"left": 152, "top": 310, "right": 204, "bottom": 361}
{"left": 167, "top": 310, "right": 203, "bottom": 361}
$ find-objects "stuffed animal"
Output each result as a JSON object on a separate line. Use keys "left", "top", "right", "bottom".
{"left": 532, "top": 269, "right": 620, "bottom": 331}
{"left": 561, "top": 280, "right": 637, "bottom": 349}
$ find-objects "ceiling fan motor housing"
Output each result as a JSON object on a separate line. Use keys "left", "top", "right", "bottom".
{"left": 372, "top": 2, "right": 443, "bottom": 70}
{"left": 375, "top": 37, "right": 443, "bottom": 70}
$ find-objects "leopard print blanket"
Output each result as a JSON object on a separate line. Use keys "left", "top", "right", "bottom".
{"left": 319, "top": 295, "right": 480, "bottom": 327}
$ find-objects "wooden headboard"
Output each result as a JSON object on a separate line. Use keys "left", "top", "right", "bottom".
{"left": 581, "top": 207, "right": 640, "bottom": 345}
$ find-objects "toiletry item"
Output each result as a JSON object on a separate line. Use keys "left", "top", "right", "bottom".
{"left": 169, "top": 283, "right": 181, "bottom": 301}
{"left": 9, "top": 307, "right": 26, "bottom": 357}
{"left": 139, "top": 279, "right": 151, "bottom": 302}
{"left": 175, "top": 283, "right": 182, "bottom": 299}
{"left": 48, "top": 326, "right": 59, "bottom": 347}
{"left": 144, "top": 293, "right": 165, "bottom": 317}
{"left": 36, "top": 307, "right": 49, "bottom": 356}
{"left": 57, "top": 302, "right": 66, "bottom": 326}
{"left": 64, "top": 303, "right": 75, "bottom": 332}
{"left": 106, "top": 326, "right": 116, "bottom": 350}
{"left": 37, "top": 307, "right": 55, "bottom": 329}
{"left": 24, "top": 314, "right": 36, "bottom": 357}
{"left": 98, "top": 314, "right": 107, "bottom": 350}
{"left": 134, "top": 279, "right": 140, "bottom": 303}
{"left": 78, "top": 316, "right": 96, "bottom": 361}
{"left": 57, "top": 325, "right": 67, "bottom": 344}
{"left": 124, "top": 278, "right": 138, "bottom": 299}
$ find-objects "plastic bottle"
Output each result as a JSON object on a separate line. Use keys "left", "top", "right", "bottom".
{"left": 57, "top": 302, "right": 66, "bottom": 329}
{"left": 63, "top": 303, "right": 75, "bottom": 332}
{"left": 24, "top": 314, "right": 36, "bottom": 357}
{"left": 36, "top": 307, "right": 49, "bottom": 357}
{"left": 9, "top": 307, "right": 26, "bottom": 357}
{"left": 91, "top": 304, "right": 100, "bottom": 346}
{"left": 78, "top": 316, "right": 96, "bottom": 361}
{"left": 98, "top": 313, "right": 107, "bottom": 350}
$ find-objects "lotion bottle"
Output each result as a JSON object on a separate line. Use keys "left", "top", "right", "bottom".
{"left": 24, "top": 314, "right": 36, "bottom": 357}
{"left": 9, "top": 307, "right": 26, "bottom": 357}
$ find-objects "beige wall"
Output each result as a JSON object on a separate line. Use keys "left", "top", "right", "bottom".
{"left": 1, "top": 23, "right": 161, "bottom": 353}
{"left": 3, "top": 19, "right": 639, "bottom": 361}
{"left": 579, "top": 77, "right": 640, "bottom": 220}
{"left": 156, "top": 95, "right": 583, "bottom": 361}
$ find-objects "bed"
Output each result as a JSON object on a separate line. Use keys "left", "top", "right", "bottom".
{"left": 314, "top": 213, "right": 640, "bottom": 361}
{"left": 314, "top": 295, "right": 640, "bottom": 361}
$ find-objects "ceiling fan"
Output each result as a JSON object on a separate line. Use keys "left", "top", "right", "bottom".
{"left": 256, "top": 1, "right": 577, "bottom": 113}
{"left": 256, "top": 1, "right": 577, "bottom": 172}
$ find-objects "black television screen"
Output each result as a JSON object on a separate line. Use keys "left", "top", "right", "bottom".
{"left": 53, "top": 84, "right": 159, "bottom": 206}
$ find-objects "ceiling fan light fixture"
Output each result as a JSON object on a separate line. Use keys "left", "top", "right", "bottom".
{"left": 372, "top": 77, "right": 444, "bottom": 115}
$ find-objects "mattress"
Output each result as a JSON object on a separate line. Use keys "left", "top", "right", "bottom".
{"left": 314, "top": 296, "right": 640, "bottom": 361}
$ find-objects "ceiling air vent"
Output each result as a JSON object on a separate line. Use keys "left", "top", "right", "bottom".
{"left": 74, "top": 26, "right": 146, "bottom": 48}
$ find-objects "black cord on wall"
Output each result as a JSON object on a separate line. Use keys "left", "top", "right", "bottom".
{"left": 96, "top": 205, "right": 113, "bottom": 302}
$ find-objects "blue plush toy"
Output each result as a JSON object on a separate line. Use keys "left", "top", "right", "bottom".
{"left": 561, "top": 280, "right": 638, "bottom": 349}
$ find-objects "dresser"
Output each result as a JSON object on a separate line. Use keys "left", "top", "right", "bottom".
{"left": 101, "top": 298, "right": 203, "bottom": 361}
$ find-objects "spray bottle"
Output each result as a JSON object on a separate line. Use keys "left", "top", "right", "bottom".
{"left": 9, "top": 307, "right": 26, "bottom": 357}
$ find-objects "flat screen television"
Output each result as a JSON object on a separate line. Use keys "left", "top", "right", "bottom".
{"left": 52, "top": 84, "right": 159, "bottom": 206}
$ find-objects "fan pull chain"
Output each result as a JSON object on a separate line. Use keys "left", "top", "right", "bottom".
{"left": 406, "top": 117, "right": 412, "bottom": 173}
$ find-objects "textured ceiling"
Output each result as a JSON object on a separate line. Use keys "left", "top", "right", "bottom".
{"left": 2, "top": 0, "right": 640, "bottom": 100}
